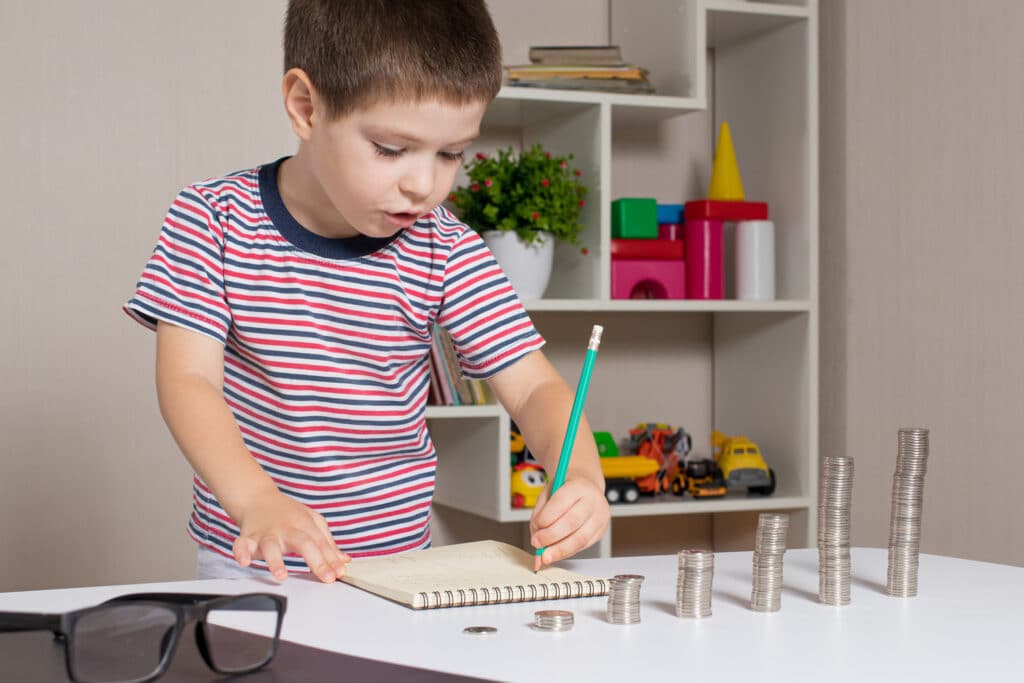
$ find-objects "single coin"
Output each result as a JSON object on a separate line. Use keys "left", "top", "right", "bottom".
{"left": 462, "top": 626, "right": 498, "bottom": 635}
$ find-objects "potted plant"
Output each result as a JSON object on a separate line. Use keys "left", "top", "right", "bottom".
{"left": 449, "top": 143, "right": 588, "bottom": 299}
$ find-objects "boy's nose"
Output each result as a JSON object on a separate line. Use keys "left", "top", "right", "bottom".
{"left": 399, "top": 161, "right": 435, "bottom": 202}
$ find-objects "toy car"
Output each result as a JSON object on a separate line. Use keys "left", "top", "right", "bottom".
{"left": 712, "top": 431, "right": 776, "bottom": 495}
{"left": 671, "top": 458, "right": 727, "bottom": 498}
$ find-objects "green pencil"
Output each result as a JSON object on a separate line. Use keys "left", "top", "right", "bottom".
{"left": 535, "top": 324, "right": 604, "bottom": 572}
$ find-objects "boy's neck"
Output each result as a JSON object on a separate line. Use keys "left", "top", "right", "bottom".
{"left": 276, "top": 149, "right": 359, "bottom": 240}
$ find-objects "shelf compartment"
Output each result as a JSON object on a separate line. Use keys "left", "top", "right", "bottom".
{"left": 706, "top": 0, "right": 810, "bottom": 48}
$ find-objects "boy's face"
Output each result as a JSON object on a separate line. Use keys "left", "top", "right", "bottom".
{"left": 307, "top": 97, "right": 488, "bottom": 239}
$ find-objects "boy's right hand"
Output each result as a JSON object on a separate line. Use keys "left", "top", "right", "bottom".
{"left": 232, "top": 489, "right": 350, "bottom": 583}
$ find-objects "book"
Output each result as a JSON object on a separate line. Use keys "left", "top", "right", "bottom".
{"left": 529, "top": 45, "right": 623, "bottom": 65}
{"left": 340, "top": 540, "right": 610, "bottom": 610}
{"left": 506, "top": 64, "right": 648, "bottom": 81}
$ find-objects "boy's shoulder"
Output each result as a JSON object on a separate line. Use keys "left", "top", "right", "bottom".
{"left": 182, "top": 164, "right": 262, "bottom": 203}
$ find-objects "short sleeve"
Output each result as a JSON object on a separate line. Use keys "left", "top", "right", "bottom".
{"left": 123, "top": 186, "right": 232, "bottom": 344}
{"left": 436, "top": 229, "right": 544, "bottom": 379}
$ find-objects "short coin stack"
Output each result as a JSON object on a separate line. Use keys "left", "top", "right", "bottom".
{"left": 675, "top": 549, "right": 714, "bottom": 618}
{"left": 607, "top": 574, "right": 644, "bottom": 624}
{"left": 533, "top": 609, "right": 574, "bottom": 631}
{"left": 750, "top": 513, "right": 789, "bottom": 612}
{"left": 818, "top": 456, "right": 854, "bottom": 605}
{"left": 887, "top": 427, "right": 930, "bottom": 597}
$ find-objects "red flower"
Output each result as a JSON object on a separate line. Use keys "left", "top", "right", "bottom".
{"left": 541, "top": 178, "right": 549, "bottom": 187}
{"left": 561, "top": 161, "right": 568, "bottom": 169}
{"left": 574, "top": 169, "right": 582, "bottom": 177}
{"left": 579, "top": 200, "right": 586, "bottom": 207}
{"left": 448, "top": 193, "right": 456, "bottom": 201}
{"left": 485, "top": 179, "right": 493, "bottom": 187}
{"left": 544, "top": 151, "right": 551, "bottom": 158}
{"left": 531, "top": 212, "right": 540, "bottom": 221}
{"left": 475, "top": 152, "right": 487, "bottom": 160}
{"left": 472, "top": 183, "right": 480, "bottom": 192}
{"left": 581, "top": 247, "right": 589, "bottom": 255}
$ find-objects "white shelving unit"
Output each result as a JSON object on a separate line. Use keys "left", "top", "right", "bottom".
{"left": 430, "top": 0, "right": 818, "bottom": 557}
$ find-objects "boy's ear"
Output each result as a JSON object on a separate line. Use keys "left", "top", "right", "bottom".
{"left": 282, "top": 68, "right": 319, "bottom": 141}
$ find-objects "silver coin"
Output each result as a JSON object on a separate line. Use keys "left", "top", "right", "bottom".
{"left": 462, "top": 626, "right": 498, "bottom": 635}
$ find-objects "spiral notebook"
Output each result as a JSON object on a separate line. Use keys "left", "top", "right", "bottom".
{"left": 340, "top": 540, "right": 610, "bottom": 610}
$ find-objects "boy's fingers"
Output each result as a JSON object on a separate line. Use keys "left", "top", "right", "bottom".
{"left": 257, "top": 537, "right": 288, "bottom": 581}
{"left": 233, "top": 537, "right": 257, "bottom": 567}
{"left": 295, "top": 536, "right": 338, "bottom": 583}
{"left": 540, "top": 524, "right": 593, "bottom": 567}
{"left": 531, "top": 503, "right": 587, "bottom": 550}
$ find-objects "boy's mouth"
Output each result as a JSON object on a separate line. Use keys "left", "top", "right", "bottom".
{"left": 384, "top": 211, "right": 423, "bottom": 228}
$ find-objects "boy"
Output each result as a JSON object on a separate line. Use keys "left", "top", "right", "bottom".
{"left": 125, "top": 0, "right": 609, "bottom": 583}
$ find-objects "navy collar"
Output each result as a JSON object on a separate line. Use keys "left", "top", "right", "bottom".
{"left": 258, "top": 156, "right": 400, "bottom": 260}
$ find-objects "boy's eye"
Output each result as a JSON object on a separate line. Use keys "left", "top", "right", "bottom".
{"left": 439, "top": 150, "right": 465, "bottom": 162}
{"left": 373, "top": 142, "right": 403, "bottom": 158}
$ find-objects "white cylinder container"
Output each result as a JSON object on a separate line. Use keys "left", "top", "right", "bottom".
{"left": 735, "top": 220, "right": 775, "bottom": 300}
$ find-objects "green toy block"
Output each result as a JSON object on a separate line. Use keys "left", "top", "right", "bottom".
{"left": 593, "top": 431, "right": 620, "bottom": 457}
{"left": 612, "top": 198, "right": 658, "bottom": 239}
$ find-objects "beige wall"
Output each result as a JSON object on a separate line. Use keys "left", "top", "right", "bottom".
{"left": 819, "top": 0, "right": 1024, "bottom": 567}
{"left": 3, "top": 0, "right": 1022, "bottom": 592}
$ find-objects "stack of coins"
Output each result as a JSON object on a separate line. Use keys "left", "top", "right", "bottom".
{"left": 818, "top": 456, "right": 854, "bottom": 605}
{"left": 606, "top": 574, "right": 644, "bottom": 624}
{"left": 887, "top": 427, "right": 929, "bottom": 597}
{"left": 750, "top": 512, "right": 789, "bottom": 612}
{"left": 675, "top": 549, "right": 715, "bottom": 618}
{"left": 533, "top": 609, "right": 574, "bottom": 631}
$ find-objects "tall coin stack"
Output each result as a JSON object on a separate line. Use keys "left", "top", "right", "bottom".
{"left": 750, "top": 512, "right": 788, "bottom": 612}
{"left": 607, "top": 574, "right": 644, "bottom": 624}
{"left": 887, "top": 427, "right": 929, "bottom": 597}
{"left": 675, "top": 549, "right": 714, "bottom": 618}
{"left": 818, "top": 456, "right": 854, "bottom": 605}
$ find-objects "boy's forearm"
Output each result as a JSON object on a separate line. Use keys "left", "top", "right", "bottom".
{"left": 156, "top": 372, "right": 278, "bottom": 523}
{"left": 509, "top": 379, "right": 604, "bottom": 491}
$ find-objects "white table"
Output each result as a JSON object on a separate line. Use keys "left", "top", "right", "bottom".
{"left": 1, "top": 547, "right": 1021, "bottom": 682}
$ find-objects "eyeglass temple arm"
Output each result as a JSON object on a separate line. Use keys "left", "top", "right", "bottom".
{"left": 0, "top": 611, "right": 62, "bottom": 634}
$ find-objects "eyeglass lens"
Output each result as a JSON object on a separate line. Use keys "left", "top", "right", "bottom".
{"left": 203, "top": 595, "right": 279, "bottom": 672}
{"left": 69, "top": 604, "right": 177, "bottom": 683}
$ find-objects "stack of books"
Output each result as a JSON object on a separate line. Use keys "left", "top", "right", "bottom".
{"left": 506, "top": 45, "right": 654, "bottom": 94}
{"left": 428, "top": 325, "right": 492, "bottom": 406}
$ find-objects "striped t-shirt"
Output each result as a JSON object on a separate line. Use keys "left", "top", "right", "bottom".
{"left": 124, "top": 157, "right": 543, "bottom": 570}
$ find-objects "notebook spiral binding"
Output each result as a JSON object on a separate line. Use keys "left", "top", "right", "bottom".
{"left": 414, "top": 578, "right": 610, "bottom": 609}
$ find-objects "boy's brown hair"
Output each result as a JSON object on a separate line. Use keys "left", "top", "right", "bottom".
{"left": 284, "top": 0, "right": 503, "bottom": 118}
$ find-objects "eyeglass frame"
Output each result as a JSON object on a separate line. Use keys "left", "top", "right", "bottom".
{"left": 0, "top": 592, "right": 288, "bottom": 683}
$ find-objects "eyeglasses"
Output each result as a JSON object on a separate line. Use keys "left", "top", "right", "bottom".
{"left": 0, "top": 592, "right": 287, "bottom": 683}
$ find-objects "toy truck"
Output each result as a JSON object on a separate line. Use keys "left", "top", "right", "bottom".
{"left": 711, "top": 430, "right": 776, "bottom": 495}
{"left": 671, "top": 458, "right": 727, "bottom": 498}
{"left": 625, "top": 423, "right": 691, "bottom": 495}
{"left": 599, "top": 455, "right": 660, "bottom": 504}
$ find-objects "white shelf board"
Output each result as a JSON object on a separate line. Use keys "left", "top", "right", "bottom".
{"left": 523, "top": 299, "right": 812, "bottom": 313}
{"left": 425, "top": 405, "right": 504, "bottom": 419}
{"left": 705, "top": 0, "right": 810, "bottom": 48}
{"left": 499, "top": 493, "right": 813, "bottom": 522}
{"left": 486, "top": 87, "right": 703, "bottom": 128}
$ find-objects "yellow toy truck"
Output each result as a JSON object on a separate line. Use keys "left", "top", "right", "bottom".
{"left": 711, "top": 431, "right": 776, "bottom": 495}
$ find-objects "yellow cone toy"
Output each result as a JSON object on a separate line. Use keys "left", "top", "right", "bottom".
{"left": 708, "top": 121, "right": 745, "bottom": 200}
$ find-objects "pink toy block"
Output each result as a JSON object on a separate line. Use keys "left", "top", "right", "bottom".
{"left": 684, "top": 219, "right": 724, "bottom": 299}
{"left": 611, "top": 259, "right": 686, "bottom": 300}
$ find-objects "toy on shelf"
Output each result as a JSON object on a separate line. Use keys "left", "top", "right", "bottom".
{"left": 511, "top": 463, "right": 547, "bottom": 508}
{"left": 708, "top": 121, "right": 745, "bottom": 200}
{"left": 610, "top": 200, "right": 687, "bottom": 300}
{"left": 510, "top": 421, "right": 547, "bottom": 508}
{"left": 598, "top": 423, "right": 692, "bottom": 504}
{"left": 711, "top": 430, "right": 776, "bottom": 495}
{"left": 671, "top": 458, "right": 727, "bottom": 498}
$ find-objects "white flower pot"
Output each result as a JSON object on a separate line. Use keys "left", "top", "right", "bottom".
{"left": 482, "top": 231, "right": 554, "bottom": 301}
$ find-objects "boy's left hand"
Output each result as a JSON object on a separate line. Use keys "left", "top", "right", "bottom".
{"left": 529, "top": 476, "right": 610, "bottom": 568}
